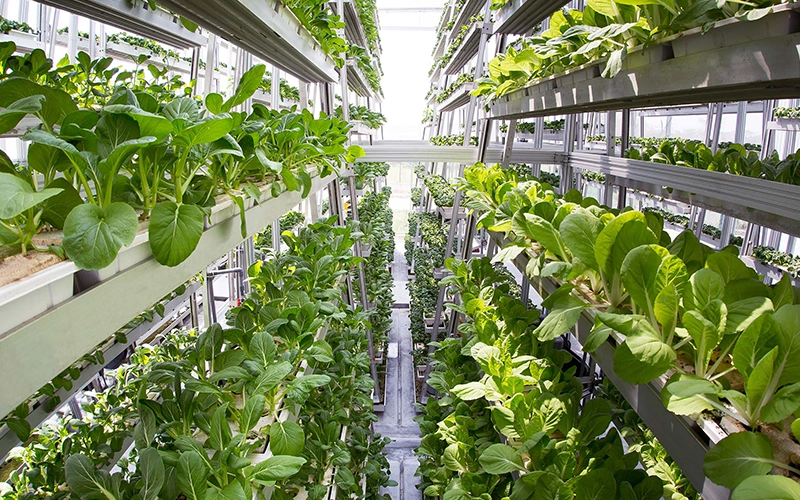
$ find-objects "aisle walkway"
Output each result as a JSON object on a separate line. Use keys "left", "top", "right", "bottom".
{"left": 376, "top": 250, "right": 422, "bottom": 500}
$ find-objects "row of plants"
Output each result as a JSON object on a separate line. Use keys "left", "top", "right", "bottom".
{"left": 253, "top": 210, "right": 307, "bottom": 253}
{"left": 775, "top": 107, "right": 800, "bottom": 119}
{"left": 753, "top": 245, "right": 800, "bottom": 279}
{"left": 457, "top": 162, "right": 800, "bottom": 497}
{"left": 435, "top": 73, "right": 474, "bottom": 104}
{"left": 501, "top": 118, "right": 566, "bottom": 134}
{"left": 624, "top": 138, "right": 800, "bottom": 186}
{"left": 429, "top": 134, "right": 478, "bottom": 146}
{"left": 473, "top": 1, "right": 787, "bottom": 99}
{"left": 347, "top": 45, "right": 383, "bottom": 96}
{"left": 1, "top": 215, "right": 390, "bottom": 499}
{"left": 421, "top": 107, "right": 434, "bottom": 125}
{"left": 587, "top": 134, "right": 762, "bottom": 153}
{"left": 0, "top": 44, "right": 363, "bottom": 271}
{"left": 356, "top": 186, "right": 396, "bottom": 373}
{"left": 257, "top": 73, "right": 301, "bottom": 103}
{"left": 423, "top": 175, "right": 455, "bottom": 208}
{"left": 337, "top": 105, "right": 387, "bottom": 130}
{"left": 353, "top": 162, "right": 390, "bottom": 190}
{"left": 642, "top": 207, "right": 743, "bottom": 247}
{"left": 415, "top": 256, "right": 670, "bottom": 499}
{"left": 411, "top": 187, "right": 422, "bottom": 206}
{"left": 0, "top": 16, "right": 36, "bottom": 35}
{"left": 429, "top": 14, "right": 484, "bottom": 76}
{"left": 354, "top": 0, "right": 383, "bottom": 56}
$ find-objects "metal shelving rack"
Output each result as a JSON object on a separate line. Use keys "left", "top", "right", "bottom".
{"left": 0, "top": 0, "right": 385, "bottom": 471}
{"left": 35, "top": 0, "right": 206, "bottom": 49}
{"left": 388, "top": 3, "right": 800, "bottom": 500}
{"left": 155, "top": 0, "right": 339, "bottom": 82}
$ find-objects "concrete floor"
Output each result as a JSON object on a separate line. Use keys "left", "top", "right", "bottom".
{"left": 376, "top": 250, "right": 422, "bottom": 500}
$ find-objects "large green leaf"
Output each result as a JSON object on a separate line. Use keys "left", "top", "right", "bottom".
{"left": 0, "top": 77, "right": 76, "bottom": 128}
{"left": 103, "top": 104, "right": 173, "bottom": 141}
{"left": 176, "top": 451, "right": 208, "bottom": 500}
{"left": 595, "top": 211, "right": 655, "bottom": 278}
{"left": 239, "top": 395, "right": 265, "bottom": 433}
{"left": 0, "top": 94, "right": 43, "bottom": 135}
{"left": 249, "top": 361, "right": 293, "bottom": 395}
{"left": 138, "top": 447, "right": 165, "bottom": 500}
{"left": 479, "top": 443, "right": 525, "bottom": 474}
{"left": 247, "top": 455, "right": 306, "bottom": 483}
{"left": 443, "top": 443, "right": 468, "bottom": 472}
{"left": 148, "top": 202, "right": 204, "bottom": 267}
{"left": 63, "top": 202, "right": 138, "bottom": 270}
{"left": 575, "top": 469, "right": 616, "bottom": 500}
{"left": 208, "top": 404, "right": 232, "bottom": 451}
{"left": 560, "top": 210, "right": 603, "bottom": 271}
{"left": 65, "top": 454, "right": 115, "bottom": 499}
{"left": 684, "top": 309, "right": 723, "bottom": 373}
{"left": 269, "top": 420, "right": 305, "bottom": 456}
{"left": 614, "top": 319, "right": 675, "bottom": 384}
{"left": 704, "top": 432, "right": 774, "bottom": 489}
{"left": 577, "top": 398, "right": 611, "bottom": 443}
{"left": 204, "top": 481, "right": 246, "bottom": 500}
{"left": 0, "top": 172, "right": 62, "bottom": 219}
{"left": 223, "top": 64, "right": 266, "bottom": 112}
{"left": 731, "top": 475, "right": 800, "bottom": 500}
{"left": 173, "top": 115, "right": 234, "bottom": 148}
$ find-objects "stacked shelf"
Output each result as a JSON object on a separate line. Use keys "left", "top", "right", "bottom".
{"left": 489, "top": 12, "right": 800, "bottom": 119}
{"left": 329, "top": 0, "right": 369, "bottom": 49}
{"left": 442, "top": 21, "right": 484, "bottom": 75}
{"left": 347, "top": 59, "right": 374, "bottom": 97}
{"left": 0, "top": 173, "right": 335, "bottom": 420}
{"left": 493, "top": 0, "right": 571, "bottom": 34}
{"left": 155, "top": 0, "right": 338, "bottom": 82}
{"left": 448, "top": 0, "right": 487, "bottom": 43}
{"left": 35, "top": 0, "right": 206, "bottom": 48}
{"left": 437, "top": 81, "right": 476, "bottom": 112}
{"left": 569, "top": 152, "right": 800, "bottom": 238}
{"left": 488, "top": 231, "right": 731, "bottom": 500}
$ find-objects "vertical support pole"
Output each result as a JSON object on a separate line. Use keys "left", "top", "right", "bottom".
{"left": 271, "top": 67, "right": 281, "bottom": 110}
{"left": 735, "top": 101, "right": 747, "bottom": 145}
{"left": 18, "top": 0, "right": 28, "bottom": 24}
{"left": 710, "top": 103, "right": 724, "bottom": 152}
{"left": 189, "top": 290, "right": 200, "bottom": 329}
{"left": 203, "top": 33, "right": 218, "bottom": 96}
{"left": 67, "top": 15, "right": 78, "bottom": 62}
{"left": 190, "top": 46, "right": 201, "bottom": 91}
{"left": 501, "top": 119, "right": 517, "bottom": 169}
{"left": 762, "top": 100, "right": 776, "bottom": 159}
{"left": 47, "top": 8, "right": 59, "bottom": 60}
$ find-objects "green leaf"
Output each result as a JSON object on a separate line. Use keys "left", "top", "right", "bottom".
{"left": 443, "top": 443, "right": 468, "bottom": 472}
{"left": 578, "top": 398, "right": 611, "bottom": 443}
{"left": 65, "top": 454, "right": 115, "bottom": 499}
{"left": 452, "top": 381, "right": 486, "bottom": 401}
{"left": 703, "top": 432, "right": 774, "bottom": 489}
{"left": 138, "top": 447, "right": 165, "bottom": 500}
{"left": 0, "top": 172, "right": 62, "bottom": 219}
{"left": 614, "top": 319, "right": 675, "bottom": 384}
{"left": 307, "top": 339, "right": 334, "bottom": 363}
{"left": 560, "top": 210, "right": 603, "bottom": 271}
{"left": 595, "top": 211, "right": 655, "bottom": 278}
{"left": 269, "top": 421, "right": 305, "bottom": 456}
{"left": 479, "top": 443, "right": 525, "bottom": 474}
{"left": 250, "top": 331, "right": 276, "bottom": 367}
{"left": 0, "top": 94, "right": 43, "bottom": 135}
{"left": 223, "top": 64, "right": 266, "bottom": 112}
{"left": 247, "top": 455, "right": 306, "bottom": 483}
{"left": 208, "top": 404, "right": 231, "bottom": 451}
{"left": 575, "top": 469, "right": 616, "bottom": 500}
{"left": 684, "top": 309, "right": 723, "bottom": 373}
{"left": 249, "top": 361, "right": 293, "bottom": 395}
{"left": 732, "top": 475, "right": 800, "bottom": 500}
{"left": 761, "top": 381, "right": 800, "bottom": 423}
{"left": 103, "top": 105, "right": 173, "bottom": 141}
{"left": 204, "top": 481, "right": 246, "bottom": 500}
{"left": 63, "top": 202, "right": 138, "bottom": 270}
{"left": 685, "top": 268, "right": 725, "bottom": 311}
{"left": 205, "top": 93, "right": 223, "bottom": 114}
{"left": 173, "top": 116, "right": 234, "bottom": 148}
{"left": 176, "top": 451, "right": 208, "bottom": 500}
{"left": 0, "top": 77, "right": 76, "bottom": 128}
{"left": 239, "top": 395, "right": 265, "bottom": 433}
{"left": 148, "top": 202, "right": 204, "bottom": 267}
{"left": 5, "top": 417, "right": 31, "bottom": 441}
